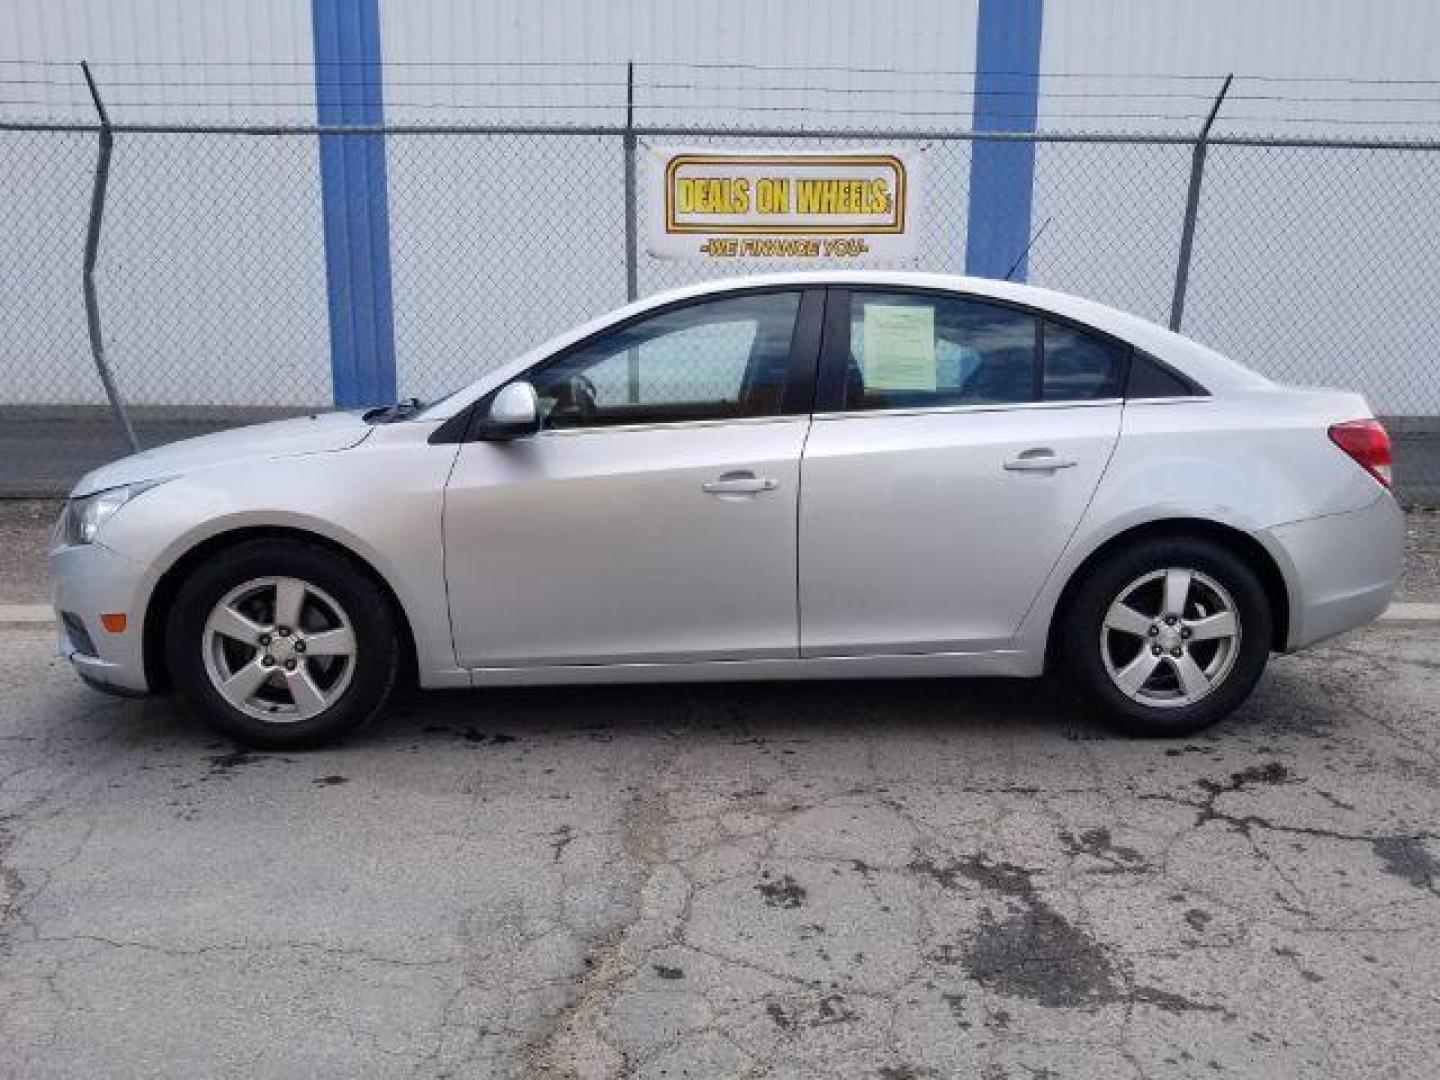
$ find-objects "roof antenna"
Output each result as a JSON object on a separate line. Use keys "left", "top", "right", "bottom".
{"left": 1004, "top": 216, "right": 1052, "bottom": 282}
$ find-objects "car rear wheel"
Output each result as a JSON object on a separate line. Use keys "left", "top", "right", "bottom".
{"left": 166, "top": 538, "right": 399, "bottom": 749}
{"left": 1061, "top": 536, "right": 1273, "bottom": 737}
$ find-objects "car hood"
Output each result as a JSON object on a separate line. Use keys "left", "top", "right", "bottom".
{"left": 72, "top": 411, "right": 374, "bottom": 497}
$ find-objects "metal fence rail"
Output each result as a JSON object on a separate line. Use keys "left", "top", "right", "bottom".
{"left": 1, "top": 113, "right": 1437, "bottom": 504}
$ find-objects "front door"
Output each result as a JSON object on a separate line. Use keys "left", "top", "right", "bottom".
{"left": 444, "top": 288, "right": 821, "bottom": 669}
{"left": 799, "top": 287, "right": 1125, "bottom": 656}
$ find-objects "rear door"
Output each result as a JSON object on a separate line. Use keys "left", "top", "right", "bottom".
{"left": 798, "top": 287, "right": 1125, "bottom": 656}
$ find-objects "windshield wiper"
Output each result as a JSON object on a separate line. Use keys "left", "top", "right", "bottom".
{"left": 362, "top": 397, "right": 423, "bottom": 424}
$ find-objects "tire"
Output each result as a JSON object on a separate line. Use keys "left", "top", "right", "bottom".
{"left": 1059, "top": 536, "right": 1273, "bottom": 737}
{"left": 166, "top": 537, "right": 400, "bottom": 749}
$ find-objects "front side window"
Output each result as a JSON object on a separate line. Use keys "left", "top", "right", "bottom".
{"left": 843, "top": 291, "right": 1038, "bottom": 411}
{"left": 530, "top": 291, "right": 801, "bottom": 430}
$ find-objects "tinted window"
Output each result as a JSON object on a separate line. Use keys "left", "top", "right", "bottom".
{"left": 1126, "top": 350, "right": 1200, "bottom": 398}
{"left": 530, "top": 292, "right": 800, "bottom": 430}
{"left": 1042, "top": 321, "right": 1127, "bottom": 401}
{"left": 843, "top": 292, "right": 1037, "bottom": 411}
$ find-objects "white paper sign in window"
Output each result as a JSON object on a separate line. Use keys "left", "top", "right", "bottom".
{"left": 861, "top": 303, "right": 937, "bottom": 392}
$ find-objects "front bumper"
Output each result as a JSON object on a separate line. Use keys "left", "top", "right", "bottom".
{"left": 50, "top": 540, "right": 153, "bottom": 694}
{"left": 1271, "top": 492, "right": 1405, "bottom": 651}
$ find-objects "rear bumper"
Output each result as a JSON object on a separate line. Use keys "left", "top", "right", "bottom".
{"left": 1270, "top": 493, "right": 1404, "bottom": 651}
{"left": 50, "top": 541, "right": 153, "bottom": 695}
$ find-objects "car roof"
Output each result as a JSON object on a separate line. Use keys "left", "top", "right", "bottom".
{"left": 423, "top": 271, "right": 1267, "bottom": 420}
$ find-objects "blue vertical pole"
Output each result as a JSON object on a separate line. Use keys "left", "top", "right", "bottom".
{"left": 965, "top": 0, "right": 1045, "bottom": 281}
{"left": 312, "top": 0, "right": 397, "bottom": 405}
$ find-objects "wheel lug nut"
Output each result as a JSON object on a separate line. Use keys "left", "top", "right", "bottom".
{"left": 284, "top": 659, "right": 297, "bottom": 671}
{"left": 1151, "top": 645, "right": 1162, "bottom": 656}
{"left": 1165, "top": 615, "right": 1177, "bottom": 626}
{"left": 261, "top": 655, "right": 275, "bottom": 667}
{"left": 1147, "top": 625, "right": 1159, "bottom": 637}
{"left": 258, "top": 634, "right": 271, "bottom": 646}
{"left": 294, "top": 640, "right": 306, "bottom": 653}
{"left": 1171, "top": 647, "right": 1183, "bottom": 658}
{"left": 278, "top": 627, "right": 291, "bottom": 637}
{"left": 1180, "top": 627, "right": 1192, "bottom": 639}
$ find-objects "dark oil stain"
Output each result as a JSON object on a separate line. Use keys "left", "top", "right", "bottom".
{"left": 765, "top": 1001, "right": 794, "bottom": 1029}
{"left": 1059, "top": 827, "right": 1149, "bottom": 871}
{"left": 0, "top": 818, "right": 22, "bottom": 928}
{"left": 814, "top": 993, "right": 857, "bottom": 1025}
{"left": 652, "top": 963, "right": 683, "bottom": 980}
{"left": 312, "top": 775, "right": 348, "bottom": 786}
{"left": 1197, "top": 761, "right": 1293, "bottom": 798}
{"left": 1184, "top": 908, "right": 1212, "bottom": 931}
{"left": 1130, "top": 985, "right": 1231, "bottom": 1016}
{"left": 912, "top": 852, "right": 1232, "bottom": 1015}
{"left": 966, "top": 902, "right": 1120, "bottom": 1008}
{"left": 878, "top": 1066, "right": 936, "bottom": 1080}
{"left": 204, "top": 748, "right": 269, "bottom": 777}
{"left": 550, "top": 825, "right": 574, "bottom": 862}
{"left": 1372, "top": 836, "right": 1438, "bottom": 891}
{"left": 755, "top": 873, "right": 806, "bottom": 909}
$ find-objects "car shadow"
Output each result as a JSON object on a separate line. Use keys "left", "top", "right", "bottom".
{"left": 376, "top": 674, "right": 1112, "bottom": 747}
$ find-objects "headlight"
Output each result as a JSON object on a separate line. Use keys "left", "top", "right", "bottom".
{"left": 62, "top": 480, "right": 167, "bottom": 546}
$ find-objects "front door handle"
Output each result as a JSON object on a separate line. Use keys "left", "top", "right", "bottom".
{"left": 703, "top": 471, "right": 778, "bottom": 495}
{"left": 1003, "top": 449, "right": 1079, "bottom": 472}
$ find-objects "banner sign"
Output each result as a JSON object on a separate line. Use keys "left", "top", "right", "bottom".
{"left": 644, "top": 146, "right": 924, "bottom": 261}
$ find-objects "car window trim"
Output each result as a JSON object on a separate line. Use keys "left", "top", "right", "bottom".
{"left": 816, "top": 284, "right": 1165, "bottom": 414}
{"left": 811, "top": 397, "right": 1123, "bottom": 422}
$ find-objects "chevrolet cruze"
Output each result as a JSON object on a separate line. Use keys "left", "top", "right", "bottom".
{"left": 50, "top": 273, "right": 1404, "bottom": 747}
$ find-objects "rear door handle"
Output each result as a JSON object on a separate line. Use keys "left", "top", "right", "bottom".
{"left": 1003, "top": 450, "right": 1078, "bottom": 472}
{"left": 703, "top": 471, "right": 778, "bottom": 495}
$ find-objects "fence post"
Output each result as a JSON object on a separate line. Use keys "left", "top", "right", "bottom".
{"left": 623, "top": 61, "right": 639, "bottom": 304}
{"left": 1169, "top": 73, "right": 1232, "bottom": 333}
{"left": 79, "top": 60, "right": 139, "bottom": 453}
{"left": 623, "top": 61, "right": 641, "bottom": 402}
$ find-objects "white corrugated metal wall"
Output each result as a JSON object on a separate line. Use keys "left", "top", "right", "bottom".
{"left": 2, "top": 0, "right": 1438, "bottom": 412}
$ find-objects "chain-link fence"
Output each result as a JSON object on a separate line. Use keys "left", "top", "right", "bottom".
{"left": 2, "top": 117, "right": 1437, "bottom": 504}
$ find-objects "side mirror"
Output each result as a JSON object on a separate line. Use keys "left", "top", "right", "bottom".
{"left": 477, "top": 381, "right": 541, "bottom": 440}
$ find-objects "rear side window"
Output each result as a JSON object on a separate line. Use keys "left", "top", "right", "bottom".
{"left": 1126, "top": 350, "right": 1202, "bottom": 398}
{"left": 1042, "top": 320, "right": 1127, "bottom": 401}
{"left": 842, "top": 291, "right": 1038, "bottom": 411}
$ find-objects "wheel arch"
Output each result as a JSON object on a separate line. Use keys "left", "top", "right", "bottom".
{"left": 142, "top": 525, "right": 420, "bottom": 694}
{"left": 1043, "top": 517, "right": 1291, "bottom": 674}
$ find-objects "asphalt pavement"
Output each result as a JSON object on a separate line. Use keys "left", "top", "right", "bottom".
{"left": 2, "top": 617, "right": 1439, "bottom": 1079}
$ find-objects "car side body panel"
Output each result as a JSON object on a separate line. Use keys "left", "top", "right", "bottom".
{"left": 49, "top": 272, "right": 1404, "bottom": 704}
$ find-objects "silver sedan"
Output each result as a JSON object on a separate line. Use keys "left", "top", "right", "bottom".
{"left": 49, "top": 272, "right": 1404, "bottom": 747}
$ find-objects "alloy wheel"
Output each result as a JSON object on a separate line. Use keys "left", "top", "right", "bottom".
{"left": 202, "top": 576, "right": 357, "bottom": 722}
{"left": 1100, "top": 567, "right": 1241, "bottom": 708}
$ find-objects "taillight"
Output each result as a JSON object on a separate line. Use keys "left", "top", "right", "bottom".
{"left": 1328, "top": 419, "right": 1393, "bottom": 488}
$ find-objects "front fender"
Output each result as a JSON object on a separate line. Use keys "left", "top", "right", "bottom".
{"left": 95, "top": 436, "right": 463, "bottom": 686}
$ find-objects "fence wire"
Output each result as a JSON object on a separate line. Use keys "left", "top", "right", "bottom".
{"left": 0, "top": 121, "right": 1437, "bottom": 505}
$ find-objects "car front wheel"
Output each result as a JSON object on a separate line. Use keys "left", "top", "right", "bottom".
{"left": 1061, "top": 536, "right": 1273, "bottom": 737}
{"left": 166, "top": 538, "right": 400, "bottom": 749}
